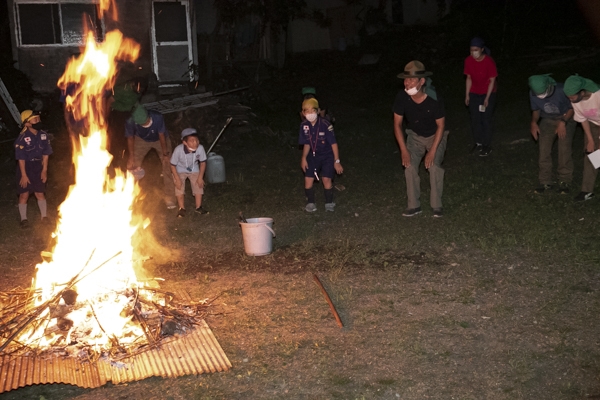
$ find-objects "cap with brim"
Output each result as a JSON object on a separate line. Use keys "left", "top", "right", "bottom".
{"left": 397, "top": 60, "right": 432, "bottom": 79}
{"left": 564, "top": 75, "right": 600, "bottom": 96}
{"left": 132, "top": 103, "right": 148, "bottom": 125}
{"left": 302, "top": 98, "right": 319, "bottom": 110}
{"left": 20, "top": 110, "right": 36, "bottom": 123}
{"left": 302, "top": 87, "right": 316, "bottom": 95}
{"left": 470, "top": 37, "right": 485, "bottom": 48}
{"left": 528, "top": 74, "right": 556, "bottom": 95}
{"left": 181, "top": 128, "right": 198, "bottom": 139}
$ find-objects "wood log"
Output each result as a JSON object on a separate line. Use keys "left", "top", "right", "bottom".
{"left": 312, "top": 273, "right": 343, "bottom": 328}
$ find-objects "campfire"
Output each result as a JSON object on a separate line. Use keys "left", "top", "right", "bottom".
{"left": 0, "top": 2, "right": 230, "bottom": 392}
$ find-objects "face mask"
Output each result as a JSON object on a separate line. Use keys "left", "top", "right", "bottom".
{"left": 32, "top": 122, "right": 43, "bottom": 130}
{"left": 405, "top": 86, "right": 419, "bottom": 96}
{"left": 471, "top": 51, "right": 481, "bottom": 59}
{"left": 141, "top": 117, "right": 152, "bottom": 128}
{"left": 306, "top": 113, "right": 318, "bottom": 122}
{"left": 536, "top": 85, "right": 554, "bottom": 99}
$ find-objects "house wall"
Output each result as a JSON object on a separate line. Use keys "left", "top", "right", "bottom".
{"left": 8, "top": 0, "right": 196, "bottom": 93}
{"left": 402, "top": 0, "right": 450, "bottom": 25}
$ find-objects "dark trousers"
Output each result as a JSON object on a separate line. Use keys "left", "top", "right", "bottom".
{"left": 468, "top": 92, "right": 497, "bottom": 147}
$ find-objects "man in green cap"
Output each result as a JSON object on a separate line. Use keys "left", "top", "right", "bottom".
{"left": 125, "top": 103, "right": 177, "bottom": 209}
{"left": 528, "top": 74, "right": 575, "bottom": 194}
{"left": 564, "top": 75, "right": 600, "bottom": 201}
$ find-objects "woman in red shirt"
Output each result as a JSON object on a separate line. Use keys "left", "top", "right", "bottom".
{"left": 464, "top": 37, "right": 498, "bottom": 156}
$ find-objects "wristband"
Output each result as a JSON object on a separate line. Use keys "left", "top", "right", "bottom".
{"left": 335, "top": 159, "right": 341, "bottom": 164}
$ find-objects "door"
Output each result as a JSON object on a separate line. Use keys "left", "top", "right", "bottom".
{"left": 151, "top": 1, "right": 193, "bottom": 82}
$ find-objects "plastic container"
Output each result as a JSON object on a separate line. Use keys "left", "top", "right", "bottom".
{"left": 239, "top": 218, "right": 275, "bottom": 256}
{"left": 206, "top": 152, "right": 226, "bottom": 183}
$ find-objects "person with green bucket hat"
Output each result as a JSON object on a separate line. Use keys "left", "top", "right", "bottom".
{"left": 528, "top": 74, "right": 575, "bottom": 194}
{"left": 564, "top": 74, "right": 600, "bottom": 202}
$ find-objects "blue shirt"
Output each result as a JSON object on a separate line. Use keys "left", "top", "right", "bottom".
{"left": 14, "top": 129, "right": 53, "bottom": 161}
{"left": 125, "top": 110, "right": 167, "bottom": 142}
{"left": 529, "top": 83, "right": 572, "bottom": 119}
{"left": 298, "top": 117, "right": 336, "bottom": 158}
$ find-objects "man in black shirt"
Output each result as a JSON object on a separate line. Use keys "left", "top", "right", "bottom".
{"left": 393, "top": 61, "right": 448, "bottom": 217}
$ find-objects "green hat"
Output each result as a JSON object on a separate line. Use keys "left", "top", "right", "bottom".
{"left": 528, "top": 74, "right": 556, "bottom": 95}
{"left": 302, "top": 87, "right": 316, "bottom": 95}
{"left": 564, "top": 75, "right": 600, "bottom": 96}
{"left": 111, "top": 84, "right": 140, "bottom": 112}
{"left": 131, "top": 103, "right": 148, "bottom": 125}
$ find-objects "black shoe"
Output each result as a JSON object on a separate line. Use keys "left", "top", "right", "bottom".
{"left": 557, "top": 182, "right": 570, "bottom": 194}
{"left": 195, "top": 206, "right": 208, "bottom": 214}
{"left": 534, "top": 184, "right": 552, "bottom": 194}
{"left": 479, "top": 146, "right": 492, "bottom": 157}
{"left": 20, "top": 219, "right": 29, "bottom": 229}
{"left": 432, "top": 208, "right": 443, "bottom": 218}
{"left": 574, "top": 192, "right": 594, "bottom": 202}
{"left": 470, "top": 143, "right": 482, "bottom": 153}
{"left": 177, "top": 208, "right": 186, "bottom": 218}
{"left": 402, "top": 207, "right": 422, "bottom": 217}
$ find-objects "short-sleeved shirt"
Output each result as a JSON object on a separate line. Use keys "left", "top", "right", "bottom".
{"left": 14, "top": 128, "right": 53, "bottom": 161}
{"left": 464, "top": 55, "right": 498, "bottom": 95}
{"left": 170, "top": 143, "right": 207, "bottom": 173}
{"left": 529, "top": 83, "right": 572, "bottom": 120}
{"left": 392, "top": 90, "right": 445, "bottom": 137}
{"left": 572, "top": 91, "right": 600, "bottom": 126}
{"left": 298, "top": 117, "right": 336, "bottom": 158}
{"left": 125, "top": 110, "right": 167, "bottom": 142}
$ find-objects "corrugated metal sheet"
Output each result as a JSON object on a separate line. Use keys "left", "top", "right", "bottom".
{"left": 0, "top": 320, "right": 231, "bottom": 393}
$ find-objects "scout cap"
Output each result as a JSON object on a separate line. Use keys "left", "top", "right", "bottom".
{"left": 181, "top": 128, "right": 198, "bottom": 139}
{"left": 397, "top": 61, "right": 432, "bottom": 79}
{"left": 528, "top": 74, "right": 556, "bottom": 95}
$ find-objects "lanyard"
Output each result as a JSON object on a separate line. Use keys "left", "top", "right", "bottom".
{"left": 309, "top": 118, "right": 320, "bottom": 157}
{"left": 184, "top": 150, "right": 196, "bottom": 172}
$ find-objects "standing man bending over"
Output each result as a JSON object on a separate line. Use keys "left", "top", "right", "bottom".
{"left": 125, "top": 104, "right": 177, "bottom": 209}
{"left": 528, "top": 74, "right": 575, "bottom": 194}
{"left": 393, "top": 61, "right": 448, "bottom": 218}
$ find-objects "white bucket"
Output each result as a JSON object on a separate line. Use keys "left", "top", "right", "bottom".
{"left": 239, "top": 217, "right": 275, "bottom": 256}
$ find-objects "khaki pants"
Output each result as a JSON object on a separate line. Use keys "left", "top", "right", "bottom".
{"left": 133, "top": 136, "right": 176, "bottom": 204}
{"left": 538, "top": 118, "right": 575, "bottom": 185}
{"left": 581, "top": 123, "right": 600, "bottom": 193}
{"left": 404, "top": 130, "right": 449, "bottom": 210}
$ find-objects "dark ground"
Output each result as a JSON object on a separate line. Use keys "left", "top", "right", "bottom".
{"left": 1, "top": 1, "right": 600, "bottom": 399}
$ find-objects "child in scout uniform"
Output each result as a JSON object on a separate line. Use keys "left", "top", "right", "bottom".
{"left": 170, "top": 128, "right": 208, "bottom": 217}
{"left": 299, "top": 98, "right": 343, "bottom": 212}
{"left": 14, "top": 110, "right": 53, "bottom": 228}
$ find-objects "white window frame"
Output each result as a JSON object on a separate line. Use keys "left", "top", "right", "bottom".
{"left": 151, "top": 0, "right": 194, "bottom": 82}
{"left": 14, "top": 0, "right": 104, "bottom": 48}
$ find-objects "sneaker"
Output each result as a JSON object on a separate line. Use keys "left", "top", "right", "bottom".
{"left": 574, "top": 191, "right": 594, "bottom": 202}
{"left": 557, "top": 182, "right": 570, "bottom": 194}
{"left": 177, "top": 208, "right": 186, "bottom": 218}
{"left": 534, "top": 184, "right": 552, "bottom": 194}
{"left": 20, "top": 219, "right": 29, "bottom": 229}
{"left": 166, "top": 200, "right": 177, "bottom": 210}
{"left": 325, "top": 203, "right": 336, "bottom": 212}
{"left": 305, "top": 203, "right": 317, "bottom": 212}
{"left": 195, "top": 206, "right": 208, "bottom": 214}
{"left": 479, "top": 146, "right": 492, "bottom": 157}
{"left": 432, "top": 208, "right": 443, "bottom": 218}
{"left": 402, "top": 207, "right": 422, "bottom": 217}
{"left": 470, "top": 143, "right": 482, "bottom": 153}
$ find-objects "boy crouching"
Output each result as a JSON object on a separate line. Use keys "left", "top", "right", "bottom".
{"left": 170, "top": 128, "right": 208, "bottom": 217}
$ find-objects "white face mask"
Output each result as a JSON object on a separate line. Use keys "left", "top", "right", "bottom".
{"left": 536, "top": 85, "right": 554, "bottom": 99}
{"left": 471, "top": 51, "right": 481, "bottom": 59}
{"left": 405, "top": 86, "right": 419, "bottom": 96}
{"left": 306, "top": 113, "right": 318, "bottom": 122}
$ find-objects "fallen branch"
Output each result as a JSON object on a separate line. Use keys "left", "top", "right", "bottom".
{"left": 312, "top": 273, "right": 343, "bottom": 328}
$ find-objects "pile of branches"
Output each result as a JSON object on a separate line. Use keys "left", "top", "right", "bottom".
{"left": 0, "top": 272, "right": 221, "bottom": 362}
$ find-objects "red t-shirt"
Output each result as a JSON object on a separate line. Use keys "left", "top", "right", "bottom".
{"left": 464, "top": 55, "right": 498, "bottom": 95}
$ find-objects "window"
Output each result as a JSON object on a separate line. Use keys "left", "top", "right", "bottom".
{"left": 18, "top": 3, "right": 103, "bottom": 46}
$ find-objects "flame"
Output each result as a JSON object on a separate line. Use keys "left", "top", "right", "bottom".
{"left": 19, "top": 29, "right": 150, "bottom": 350}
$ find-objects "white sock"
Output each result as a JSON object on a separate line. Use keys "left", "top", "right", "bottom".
{"left": 18, "top": 203, "right": 27, "bottom": 221}
{"left": 37, "top": 199, "right": 47, "bottom": 218}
